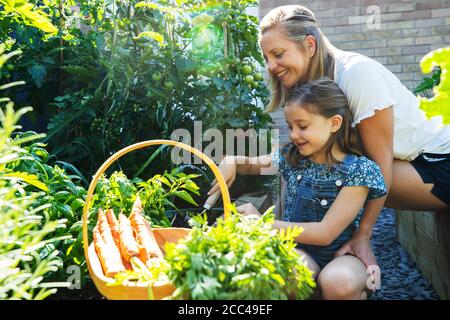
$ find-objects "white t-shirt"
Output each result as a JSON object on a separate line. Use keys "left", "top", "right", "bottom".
{"left": 333, "top": 49, "right": 450, "bottom": 161}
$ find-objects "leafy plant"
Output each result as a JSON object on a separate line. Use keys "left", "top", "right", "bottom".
{"left": 92, "top": 169, "right": 201, "bottom": 228}
{"left": 0, "top": 0, "right": 58, "bottom": 35}
{"left": 0, "top": 101, "right": 71, "bottom": 299}
{"left": 414, "top": 67, "right": 441, "bottom": 97}
{"left": 417, "top": 47, "right": 450, "bottom": 124}
{"left": 35, "top": 0, "right": 273, "bottom": 181}
{"left": 164, "top": 207, "right": 316, "bottom": 300}
{"left": 1, "top": 46, "right": 88, "bottom": 286}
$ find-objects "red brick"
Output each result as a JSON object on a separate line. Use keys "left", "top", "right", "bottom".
{"left": 416, "top": 1, "right": 445, "bottom": 10}
{"left": 401, "top": 9, "right": 431, "bottom": 20}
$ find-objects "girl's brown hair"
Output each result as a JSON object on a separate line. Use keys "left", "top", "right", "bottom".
{"left": 283, "top": 78, "right": 363, "bottom": 168}
{"left": 259, "top": 5, "right": 336, "bottom": 112}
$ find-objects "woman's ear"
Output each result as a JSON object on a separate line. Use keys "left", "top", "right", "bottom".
{"left": 304, "top": 35, "right": 317, "bottom": 58}
{"left": 330, "top": 115, "right": 343, "bottom": 133}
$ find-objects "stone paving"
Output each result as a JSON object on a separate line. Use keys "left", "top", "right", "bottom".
{"left": 370, "top": 208, "right": 439, "bottom": 300}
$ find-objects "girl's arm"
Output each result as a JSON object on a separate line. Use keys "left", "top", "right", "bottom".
{"left": 272, "top": 186, "right": 369, "bottom": 246}
{"left": 206, "top": 152, "right": 278, "bottom": 196}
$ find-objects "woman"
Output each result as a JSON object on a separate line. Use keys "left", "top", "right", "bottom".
{"left": 258, "top": 5, "right": 450, "bottom": 268}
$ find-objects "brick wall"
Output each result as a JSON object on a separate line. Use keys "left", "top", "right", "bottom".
{"left": 397, "top": 210, "right": 450, "bottom": 299}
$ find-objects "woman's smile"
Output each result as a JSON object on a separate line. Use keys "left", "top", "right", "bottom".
{"left": 276, "top": 69, "right": 289, "bottom": 80}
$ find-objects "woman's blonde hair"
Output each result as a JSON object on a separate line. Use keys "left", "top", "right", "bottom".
{"left": 259, "top": 5, "right": 336, "bottom": 112}
{"left": 283, "top": 78, "right": 363, "bottom": 169}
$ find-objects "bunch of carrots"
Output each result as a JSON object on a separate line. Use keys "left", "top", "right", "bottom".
{"left": 93, "top": 195, "right": 165, "bottom": 277}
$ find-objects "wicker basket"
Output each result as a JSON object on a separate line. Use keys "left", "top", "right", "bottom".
{"left": 82, "top": 140, "right": 232, "bottom": 300}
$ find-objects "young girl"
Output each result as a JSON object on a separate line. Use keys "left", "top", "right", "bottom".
{"left": 205, "top": 78, "right": 387, "bottom": 300}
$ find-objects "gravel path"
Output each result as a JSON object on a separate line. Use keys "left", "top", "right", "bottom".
{"left": 370, "top": 208, "right": 439, "bottom": 300}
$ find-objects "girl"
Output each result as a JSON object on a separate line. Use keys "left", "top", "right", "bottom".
{"left": 207, "top": 78, "right": 387, "bottom": 300}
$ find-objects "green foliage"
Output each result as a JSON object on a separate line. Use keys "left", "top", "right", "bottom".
{"left": 0, "top": 0, "right": 58, "bottom": 35}
{"left": 13, "top": 0, "right": 271, "bottom": 180}
{"left": 418, "top": 47, "right": 450, "bottom": 124}
{"left": 1, "top": 48, "right": 88, "bottom": 287}
{"left": 414, "top": 67, "right": 441, "bottom": 96}
{"left": 0, "top": 0, "right": 73, "bottom": 125}
{"left": 0, "top": 101, "right": 71, "bottom": 299}
{"left": 0, "top": 182, "right": 68, "bottom": 299}
{"left": 92, "top": 169, "right": 201, "bottom": 227}
{"left": 164, "top": 207, "right": 316, "bottom": 300}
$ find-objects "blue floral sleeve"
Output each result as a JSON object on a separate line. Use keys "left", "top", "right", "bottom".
{"left": 272, "top": 148, "right": 294, "bottom": 181}
{"left": 344, "top": 156, "right": 387, "bottom": 200}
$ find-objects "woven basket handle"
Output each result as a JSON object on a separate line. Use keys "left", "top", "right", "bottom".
{"left": 82, "top": 139, "right": 232, "bottom": 264}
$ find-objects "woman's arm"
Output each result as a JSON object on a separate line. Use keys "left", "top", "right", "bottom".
{"left": 272, "top": 186, "right": 369, "bottom": 246}
{"left": 334, "top": 107, "right": 394, "bottom": 268}
{"left": 355, "top": 107, "right": 394, "bottom": 239}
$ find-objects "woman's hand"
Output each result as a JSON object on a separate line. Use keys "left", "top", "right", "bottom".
{"left": 204, "top": 156, "right": 237, "bottom": 209}
{"left": 334, "top": 231, "right": 378, "bottom": 270}
{"left": 236, "top": 203, "right": 261, "bottom": 218}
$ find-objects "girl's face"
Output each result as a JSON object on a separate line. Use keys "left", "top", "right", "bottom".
{"left": 284, "top": 103, "right": 341, "bottom": 163}
{"left": 260, "top": 27, "right": 312, "bottom": 89}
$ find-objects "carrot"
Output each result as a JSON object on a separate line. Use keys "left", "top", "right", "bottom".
{"left": 105, "top": 209, "right": 132, "bottom": 269}
{"left": 97, "top": 208, "right": 117, "bottom": 248}
{"left": 105, "top": 209, "right": 120, "bottom": 248}
{"left": 118, "top": 213, "right": 140, "bottom": 262}
{"left": 93, "top": 225, "right": 126, "bottom": 277}
{"left": 129, "top": 195, "right": 164, "bottom": 267}
{"left": 95, "top": 208, "right": 127, "bottom": 275}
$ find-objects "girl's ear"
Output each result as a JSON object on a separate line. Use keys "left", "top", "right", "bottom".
{"left": 304, "top": 35, "right": 317, "bottom": 58}
{"left": 330, "top": 115, "right": 343, "bottom": 133}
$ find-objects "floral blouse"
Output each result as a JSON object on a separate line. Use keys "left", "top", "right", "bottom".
{"left": 272, "top": 148, "right": 387, "bottom": 222}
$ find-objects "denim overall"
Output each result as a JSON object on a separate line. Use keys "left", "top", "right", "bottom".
{"left": 292, "top": 154, "right": 361, "bottom": 268}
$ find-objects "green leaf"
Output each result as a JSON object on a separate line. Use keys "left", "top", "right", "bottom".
{"left": 134, "top": 31, "right": 164, "bottom": 45}
{"left": 1, "top": 172, "right": 48, "bottom": 191}
{"left": 29, "top": 64, "right": 47, "bottom": 88}
{"left": 172, "top": 190, "right": 197, "bottom": 206}
{"left": 61, "top": 65, "right": 98, "bottom": 80}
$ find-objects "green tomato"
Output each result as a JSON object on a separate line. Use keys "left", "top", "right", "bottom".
{"left": 254, "top": 72, "right": 263, "bottom": 81}
{"left": 242, "top": 65, "right": 252, "bottom": 75}
{"left": 251, "top": 81, "right": 259, "bottom": 89}
{"left": 70, "top": 198, "right": 85, "bottom": 211}
{"left": 6, "top": 64, "right": 14, "bottom": 71}
{"left": 164, "top": 81, "right": 174, "bottom": 90}
{"left": 152, "top": 73, "right": 162, "bottom": 81}
{"left": 244, "top": 75, "right": 254, "bottom": 84}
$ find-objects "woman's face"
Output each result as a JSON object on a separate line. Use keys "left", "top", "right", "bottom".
{"left": 260, "top": 27, "right": 312, "bottom": 89}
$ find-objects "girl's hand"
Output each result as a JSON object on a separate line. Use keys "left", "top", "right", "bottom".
{"left": 236, "top": 203, "right": 261, "bottom": 218}
{"left": 204, "top": 156, "right": 237, "bottom": 209}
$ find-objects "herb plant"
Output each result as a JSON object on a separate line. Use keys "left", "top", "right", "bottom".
{"left": 164, "top": 207, "right": 316, "bottom": 300}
